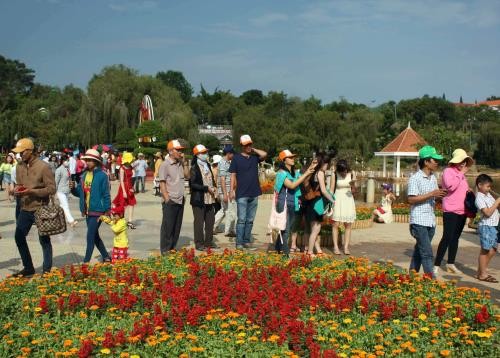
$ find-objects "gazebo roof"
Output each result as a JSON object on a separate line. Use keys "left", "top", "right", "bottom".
{"left": 374, "top": 123, "right": 426, "bottom": 157}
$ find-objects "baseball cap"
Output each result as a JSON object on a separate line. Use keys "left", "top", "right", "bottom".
{"left": 449, "top": 148, "right": 473, "bottom": 166}
{"left": 167, "top": 139, "right": 185, "bottom": 151}
{"left": 193, "top": 144, "right": 208, "bottom": 155}
{"left": 240, "top": 134, "right": 253, "bottom": 146}
{"left": 212, "top": 154, "right": 222, "bottom": 164}
{"left": 223, "top": 144, "right": 234, "bottom": 154}
{"left": 278, "top": 149, "right": 297, "bottom": 161}
{"left": 418, "top": 145, "right": 443, "bottom": 160}
{"left": 12, "top": 138, "right": 34, "bottom": 153}
{"left": 81, "top": 149, "right": 102, "bottom": 164}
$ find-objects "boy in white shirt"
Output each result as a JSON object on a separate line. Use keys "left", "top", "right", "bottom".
{"left": 475, "top": 174, "right": 500, "bottom": 283}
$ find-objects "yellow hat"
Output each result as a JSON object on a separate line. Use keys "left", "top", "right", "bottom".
{"left": 122, "top": 152, "right": 135, "bottom": 164}
{"left": 449, "top": 148, "right": 473, "bottom": 167}
{"left": 12, "top": 138, "right": 34, "bottom": 153}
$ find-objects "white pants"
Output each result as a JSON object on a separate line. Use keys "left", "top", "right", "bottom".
{"left": 56, "top": 191, "right": 75, "bottom": 224}
{"left": 214, "top": 194, "right": 237, "bottom": 234}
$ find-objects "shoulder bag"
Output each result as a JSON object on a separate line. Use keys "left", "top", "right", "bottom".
{"left": 34, "top": 196, "right": 67, "bottom": 236}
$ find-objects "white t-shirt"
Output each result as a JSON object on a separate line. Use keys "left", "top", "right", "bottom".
{"left": 475, "top": 191, "right": 499, "bottom": 227}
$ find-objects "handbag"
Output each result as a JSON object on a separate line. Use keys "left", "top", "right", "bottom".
{"left": 34, "top": 196, "right": 67, "bottom": 236}
{"left": 464, "top": 191, "right": 477, "bottom": 218}
{"left": 268, "top": 190, "right": 288, "bottom": 232}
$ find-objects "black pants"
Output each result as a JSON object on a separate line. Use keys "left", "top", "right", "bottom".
{"left": 435, "top": 212, "right": 467, "bottom": 266}
{"left": 160, "top": 200, "right": 184, "bottom": 254}
{"left": 192, "top": 204, "right": 216, "bottom": 249}
{"left": 14, "top": 210, "right": 52, "bottom": 273}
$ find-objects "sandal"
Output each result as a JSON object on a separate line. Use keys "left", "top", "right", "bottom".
{"left": 127, "top": 222, "right": 137, "bottom": 230}
{"left": 344, "top": 248, "right": 351, "bottom": 256}
{"left": 477, "top": 275, "right": 498, "bottom": 283}
{"left": 290, "top": 247, "right": 298, "bottom": 253}
{"left": 333, "top": 249, "right": 341, "bottom": 255}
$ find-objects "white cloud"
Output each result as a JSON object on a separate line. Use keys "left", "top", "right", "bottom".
{"left": 250, "top": 13, "right": 289, "bottom": 27}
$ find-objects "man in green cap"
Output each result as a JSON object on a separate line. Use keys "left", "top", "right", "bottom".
{"left": 407, "top": 145, "right": 448, "bottom": 278}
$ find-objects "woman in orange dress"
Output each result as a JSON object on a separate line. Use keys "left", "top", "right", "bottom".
{"left": 113, "top": 152, "right": 137, "bottom": 229}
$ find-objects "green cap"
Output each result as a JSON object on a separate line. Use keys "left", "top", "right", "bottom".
{"left": 418, "top": 145, "right": 443, "bottom": 160}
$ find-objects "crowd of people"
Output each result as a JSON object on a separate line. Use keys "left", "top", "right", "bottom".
{"left": 1, "top": 135, "right": 498, "bottom": 284}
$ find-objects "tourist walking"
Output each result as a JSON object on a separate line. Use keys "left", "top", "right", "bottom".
{"left": 229, "top": 135, "right": 267, "bottom": 250}
{"left": 159, "top": 139, "right": 189, "bottom": 254}
{"left": 373, "top": 183, "right": 396, "bottom": 223}
{"left": 153, "top": 152, "right": 163, "bottom": 196}
{"left": 474, "top": 174, "right": 500, "bottom": 283}
{"left": 273, "top": 150, "right": 316, "bottom": 256}
{"left": 190, "top": 144, "right": 219, "bottom": 251}
{"left": 55, "top": 155, "right": 78, "bottom": 228}
{"left": 72, "top": 149, "right": 112, "bottom": 263}
{"left": 47, "top": 154, "right": 58, "bottom": 174}
{"left": 434, "top": 149, "right": 473, "bottom": 275}
{"left": 11, "top": 138, "right": 56, "bottom": 277}
{"left": 113, "top": 152, "right": 137, "bottom": 229}
{"left": 68, "top": 152, "right": 77, "bottom": 182}
{"left": 133, "top": 153, "right": 148, "bottom": 193}
{"left": 1, "top": 153, "right": 15, "bottom": 202}
{"left": 331, "top": 159, "right": 357, "bottom": 255}
{"left": 214, "top": 145, "right": 236, "bottom": 237}
{"left": 9, "top": 153, "right": 22, "bottom": 219}
{"left": 408, "top": 146, "right": 447, "bottom": 278}
{"left": 302, "top": 152, "right": 335, "bottom": 257}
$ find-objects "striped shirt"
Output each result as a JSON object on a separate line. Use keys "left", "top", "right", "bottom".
{"left": 408, "top": 170, "right": 438, "bottom": 227}
{"left": 475, "top": 192, "right": 499, "bottom": 227}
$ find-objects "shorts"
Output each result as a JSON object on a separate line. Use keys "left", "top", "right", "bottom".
{"left": 112, "top": 247, "right": 129, "bottom": 262}
{"left": 479, "top": 225, "right": 498, "bottom": 250}
{"left": 2, "top": 173, "right": 11, "bottom": 185}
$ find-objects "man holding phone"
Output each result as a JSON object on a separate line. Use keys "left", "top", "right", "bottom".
{"left": 11, "top": 138, "right": 56, "bottom": 277}
{"left": 407, "top": 145, "right": 447, "bottom": 278}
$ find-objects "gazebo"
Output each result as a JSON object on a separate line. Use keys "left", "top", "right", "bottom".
{"left": 374, "top": 123, "right": 426, "bottom": 178}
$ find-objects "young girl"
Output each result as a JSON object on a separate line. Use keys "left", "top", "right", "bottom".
{"left": 113, "top": 152, "right": 137, "bottom": 229}
{"left": 373, "top": 183, "right": 396, "bottom": 223}
{"left": 100, "top": 205, "right": 129, "bottom": 263}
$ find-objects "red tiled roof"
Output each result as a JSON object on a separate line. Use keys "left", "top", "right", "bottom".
{"left": 380, "top": 124, "right": 426, "bottom": 153}
{"left": 478, "top": 99, "right": 500, "bottom": 106}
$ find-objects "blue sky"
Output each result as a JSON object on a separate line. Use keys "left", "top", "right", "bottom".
{"left": 1, "top": 0, "right": 499, "bottom": 104}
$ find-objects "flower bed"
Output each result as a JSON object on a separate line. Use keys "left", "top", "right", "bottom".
{"left": 1, "top": 252, "right": 498, "bottom": 357}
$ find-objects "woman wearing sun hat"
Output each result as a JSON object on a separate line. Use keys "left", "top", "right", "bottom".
{"left": 113, "top": 152, "right": 137, "bottom": 229}
{"left": 189, "top": 144, "right": 218, "bottom": 251}
{"left": 72, "top": 149, "right": 112, "bottom": 263}
{"left": 433, "top": 148, "right": 474, "bottom": 276}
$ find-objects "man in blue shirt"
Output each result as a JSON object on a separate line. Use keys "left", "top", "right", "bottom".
{"left": 407, "top": 145, "right": 447, "bottom": 278}
{"left": 229, "top": 135, "right": 267, "bottom": 250}
{"left": 133, "top": 153, "right": 148, "bottom": 193}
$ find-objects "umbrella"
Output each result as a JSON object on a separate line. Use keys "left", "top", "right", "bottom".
{"left": 92, "top": 144, "right": 111, "bottom": 152}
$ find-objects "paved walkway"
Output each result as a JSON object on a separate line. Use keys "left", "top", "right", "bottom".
{"left": 1, "top": 181, "right": 499, "bottom": 304}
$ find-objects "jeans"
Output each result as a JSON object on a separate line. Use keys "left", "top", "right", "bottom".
{"left": 236, "top": 197, "right": 259, "bottom": 246}
{"left": 192, "top": 205, "right": 216, "bottom": 248}
{"left": 409, "top": 224, "right": 436, "bottom": 276}
{"left": 84, "top": 216, "right": 110, "bottom": 263}
{"left": 135, "top": 176, "right": 146, "bottom": 193}
{"left": 160, "top": 200, "right": 184, "bottom": 254}
{"left": 214, "top": 195, "right": 237, "bottom": 234}
{"left": 14, "top": 210, "right": 53, "bottom": 272}
{"left": 434, "top": 212, "right": 466, "bottom": 266}
{"left": 275, "top": 206, "right": 295, "bottom": 255}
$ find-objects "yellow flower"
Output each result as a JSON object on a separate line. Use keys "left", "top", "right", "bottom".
{"left": 34, "top": 307, "right": 43, "bottom": 312}
{"left": 100, "top": 348, "right": 111, "bottom": 354}
{"left": 343, "top": 318, "right": 352, "bottom": 324}
{"left": 420, "top": 327, "right": 430, "bottom": 332}
{"left": 63, "top": 340, "right": 73, "bottom": 347}
{"left": 130, "top": 355, "right": 140, "bottom": 358}
{"left": 21, "top": 331, "right": 30, "bottom": 337}
{"left": 419, "top": 314, "right": 427, "bottom": 321}
{"left": 237, "top": 332, "right": 246, "bottom": 338}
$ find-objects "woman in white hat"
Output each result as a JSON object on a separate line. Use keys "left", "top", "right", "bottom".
{"left": 434, "top": 148, "right": 474, "bottom": 275}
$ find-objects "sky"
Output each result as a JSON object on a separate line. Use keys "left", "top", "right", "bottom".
{"left": 1, "top": 0, "right": 499, "bottom": 104}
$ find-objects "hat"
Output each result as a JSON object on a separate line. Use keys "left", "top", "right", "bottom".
{"left": 382, "top": 183, "right": 393, "bottom": 191}
{"left": 12, "top": 138, "right": 34, "bottom": 153}
{"left": 449, "top": 148, "right": 473, "bottom": 167}
{"left": 138, "top": 152, "right": 144, "bottom": 157}
{"left": 111, "top": 205, "right": 125, "bottom": 216}
{"left": 155, "top": 151, "right": 162, "bottom": 158}
{"left": 212, "top": 155, "right": 222, "bottom": 164}
{"left": 240, "top": 134, "right": 253, "bottom": 146}
{"left": 167, "top": 139, "right": 185, "bottom": 151}
{"left": 193, "top": 144, "right": 208, "bottom": 155}
{"left": 223, "top": 144, "right": 234, "bottom": 154}
{"left": 278, "top": 149, "right": 297, "bottom": 161}
{"left": 122, "top": 152, "right": 134, "bottom": 164}
{"left": 81, "top": 149, "right": 102, "bottom": 163}
{"left": 418, "top": 145, "right": 443, "bottom": 160}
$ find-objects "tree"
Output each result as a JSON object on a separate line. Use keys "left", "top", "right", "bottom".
{"left": 240, "top": 89, "right": 265, "bottom": 106}
{"left": 115, "top": 128, "right": 138, "bottom": 150}
{"left": 135, "top": 120, "right": 166, "bottom": 141}
{"left": 156, "top": 70, "right": 193, "bottom": 103}
{"left": 0, "top": 55, "right": 35, "bottom": 112}
{"left": 475, "top": 122, "right": 500, "bottom": 167}
{"left": 198, "top": 134, "right": 221, "bottom": 154}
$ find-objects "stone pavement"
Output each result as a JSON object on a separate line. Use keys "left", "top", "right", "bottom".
{"left": 0, "top": 181, "right": 499, "bottom": 304}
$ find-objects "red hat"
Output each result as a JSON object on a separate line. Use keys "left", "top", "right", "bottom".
{"left": 111, "top": 205, "right": 125, "bottom": 216}
{"left": 167, "top": 139, "right": 185, "bottom": 151}
{"left": 193, "top": 144, "right": 208, "bottom": 155}
{"left": 278, "top": 149, "right": 297, "bottom": 161}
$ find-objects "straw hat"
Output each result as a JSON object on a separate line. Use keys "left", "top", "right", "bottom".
{"left": 449, "top": 148, "right": 473, "bottom": 167}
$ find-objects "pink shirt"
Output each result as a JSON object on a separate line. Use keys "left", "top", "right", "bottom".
{"left": 441, "top": 166, "right": 469, "bottom": 214}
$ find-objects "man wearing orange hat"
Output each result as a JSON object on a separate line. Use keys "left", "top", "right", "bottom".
{"left": 229, "top": 135, "right": 267, "bottom": 250}
{"left": 159, "top": 139, "right": 190, "bottom": 254}
{"left": 11, "top": 138, "right": 56, "bottom": 277}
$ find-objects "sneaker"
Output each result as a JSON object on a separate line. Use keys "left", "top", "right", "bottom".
{"left": 235, "top": 245, "right": 244, "bottom": 250}
{"left": 243, "top": 243, "right": 257, "bottom": 251}
{"left": 446, "top": 264, "right": 463, "bottom": 274}
{"left": 433, "top": 266, "right": 440, "bottom": 276}
{"left": 12, "top": 268, "right": 35, "bottom": 278}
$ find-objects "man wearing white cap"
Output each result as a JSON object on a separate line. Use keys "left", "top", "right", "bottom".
{"left": 229, "top": 135, "right": 267, "bottom": 250}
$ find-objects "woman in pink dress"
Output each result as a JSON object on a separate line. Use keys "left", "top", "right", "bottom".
{"left": 113, "top": 152, "right": 137, "bottom": 229}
